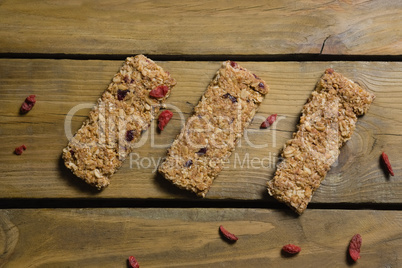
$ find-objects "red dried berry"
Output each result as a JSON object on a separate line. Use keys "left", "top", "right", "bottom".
{"left": 219, "top": 225, "right": 238, "bottom": 242}
{"left": 260, "top": 114, "right": 277, "bottom": 129}
{"left": 282, "top": 244, "right": 301, "bottom": 255}
{"left": 326, "top": 68, "right": 334, "bottom": 74}
{"left": 348, "top": 234, "right": 362, "bottom": 262}
{"left": 230, "top": 61, "right": 238, "bottom": 68}
{"left": 381, "top": 152, "right": 394, "bottom": 176}
{"left": 149, "top": 85, "right": 169, "bottom": 98}
{"left": 258, "top": 82, "right": 265, "bottom": 89}
{"left": 20, "top": 95, "right": 36, "bottom": 113}
{"left": 14, "top": 145, "right": 27, "bottom": 155}
{"left": 158, "top": 110, "right": 173, "bottom": 131}
{"left": 128, "top": 255, "right": 140, "bottom": 268}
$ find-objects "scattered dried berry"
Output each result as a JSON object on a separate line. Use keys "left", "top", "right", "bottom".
{"left": 381, "top": 152, "right": 394, "bottom": 176}
{"left": 158, "top": 110, "right": 173, "bottom": 131}
{"left": 282, "top": 244, "right": 301, "bottom": 255}
{"left": 126, "top": 130, "right": 136, "bottom": 142}
{"left": 258, "top": 82, "right": 265, "bottom": 89}
{"left": 117, "top": 89, "right": 130, "bottom": 101}
{"left": 128, "top": 255, "right": 140, "bottom": 268}
{"left": 196, "top": 147, "right": 207, "bottom": 156}
{"left": 219, "top": 225, "right": 238, "bottom": 242}
{"left": 348, "top": 234, "right": 362, "bottom": 262}
{"left": 184, "top": 160, "right": 193, "bottom": 167}
{"left": 260, "top": 114, "right": 277, "bottom": 129}
{"left": 149, "top": 85, "right": 169, "bottom": 98}
{"left": 20, "top": 95, "right": 36, "bottom": 114}
{"left": 14, "top": 145, "right": 27, "bottom": 155}
{"left": 223, "top": 93, "right": 237, "bottom": 103}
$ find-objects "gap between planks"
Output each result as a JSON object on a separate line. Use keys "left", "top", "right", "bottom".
{"left": 1, "top": 53, "right": 402, "bottom": 62}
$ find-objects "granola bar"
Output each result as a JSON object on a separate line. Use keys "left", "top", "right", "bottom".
{"left": 158, "top": 61, "right": 269, "bottom": 197}
{"left": 267, "top": 68, "right": 375, "bottom": 214}
{"left": 62, "top": 55, "right": 176, "bottom": 189}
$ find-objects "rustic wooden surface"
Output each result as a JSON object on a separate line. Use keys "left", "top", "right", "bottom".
{"left": 0, "top": 1, "right": 401, "bottom": 267}
{"left": 0, "top": 0, "right": 401, "bottom": 56}
{"left": 1, "top": 208, "right": 401, "bottom": 268}
{"left": 0, "top": 59, "right": 400, "bottom": 203}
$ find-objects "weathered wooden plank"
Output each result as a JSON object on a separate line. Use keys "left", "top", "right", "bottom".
{"left": 0, "top": 208, "right": 401, "bottom": 267}
{"left": 0, "top": 59, "right": 401, "bottom": 203}
{"left": 0, "top": 0, "right": 401, "bottom": 56}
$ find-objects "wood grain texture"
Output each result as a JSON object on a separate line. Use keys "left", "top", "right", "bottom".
{"left": 0, "top": 0, "right": 401, "bottom": 56}
{"left": 0, "top": 59, "right": 401, "bottom": 204}
{"left": 1, "top": 208, "right": 401, "bottom": 267}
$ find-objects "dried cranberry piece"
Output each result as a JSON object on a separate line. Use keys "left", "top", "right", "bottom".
{"left": 258, "top": 82, "right": 265, "bottom": 89}
{"left": 326, "top": 68, "right": 334, "bottom": 74}
{"left": 149, "top": 85, "right": 169, "bottom": 98}
{"left": 230, "top": 61, "right": 238, "bottom": 68}
{"left": 223, "top": 93, "right": 237, "bottom": 103}
{"left": 69, "top": 150, "right": 75, "bottom": 156}
{"left": 117, "top": 89, "right": 130, "bottom": 101}
{"left": 126, "top": 130, "right": 136, "bottom": 142}
{"left": 260, "top": 114, "right": 277, "bottom": 129}
{"left": 348, "top": 234, "right": 362, "bottom": 262}
{"left": 128, "top": 256, "right": 140, "bottom": 268}
{"left": 184, "top": 160, "right": 193, "bottom": 167}
{"left": 219, "top": 225, "right": 238, "bottom": 242}
{"left": 158, "top": 110, "right": 173, "bottom": 131}
{"left": 20, "top": 95, "right": 36, "bottom": 114}
{"left": 282, "top": 244, "right": 301, "bottom": 255}
{"left": 196, "top": 147, "right": 207, "bottom": 156}
{"left": 14, "top": 145, "right": 27, "bottom": 155}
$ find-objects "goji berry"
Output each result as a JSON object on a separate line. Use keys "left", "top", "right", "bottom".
{"left": 219, "top": 225, "right": 238, "bottom": 242}
{"left": 348, "top": 234, "right": 362, "bottom": 262}
{"left": 260, "top": 114, "right": 277, "bottom": 129}
{"left": 128, "top": 255, "right": 140, "bottom": 268}
{"left": 158, "top": 110, "right": 173, "bottom": 131}
{"left": 14, "top": 145, "right": 27, "bottom": 155}
{"left": 149, "top": 85, "right": 169, "bottom": 98}
{"left": 20, "top": 95, "right": 36, "bottom": 114}
{"left": 282, "top": 244, "right": 301, "bottom": 255}
{"left": 381, "top": 152, "right": 394, "bottom": 176}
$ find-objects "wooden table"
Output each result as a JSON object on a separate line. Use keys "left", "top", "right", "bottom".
{"left": 1, "top": 1, "right": 401, "bottom": 267}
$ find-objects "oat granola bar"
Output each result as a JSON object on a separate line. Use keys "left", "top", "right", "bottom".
{"left": 158, "top": 61, "right": 269, "bottom": 197}
{"left": 267, "top": 68, "right": 375, "bottom": 214}
{"left": 62, "top": 55, "right": 176, "bottom": 189}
